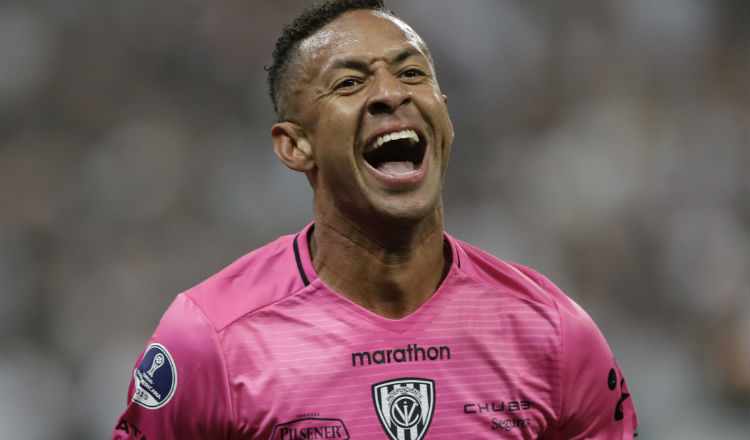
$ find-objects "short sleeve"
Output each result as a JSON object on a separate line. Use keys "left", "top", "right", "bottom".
{"left": 551, "top": 293, "right": 638, "bottom": 439}
{"left": 112, "top": 294, "right": 233, "bottom": 439}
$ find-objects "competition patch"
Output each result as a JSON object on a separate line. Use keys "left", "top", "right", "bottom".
{"left": 132, "top": 343, "right": 177, "bottom": 409}
{"left": 372, "top": 377, "right": 435, "bottom": 440}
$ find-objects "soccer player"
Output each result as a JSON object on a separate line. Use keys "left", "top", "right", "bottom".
{"left": 112, "top": 1, "right": 638, "bottom": 439}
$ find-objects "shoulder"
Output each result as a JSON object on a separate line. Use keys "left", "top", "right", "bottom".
{"left": 182, "top": 230, "right": 310, "bottom": 331}
{"left": 451, "top": 235, "right": 604, "bottom": 345}
{"left": 112, "top": 294, "right": 234, "bottom": 439}
{"left": 450, "top": 234, "right": 611, "bottom": 353}
{"left": 138, "top": 227, "right": 312, "bottom": 384}
{"left": 113, "top": 228, "right": 314, "bottom": 438}
{"left": 450, "top": 236, "right": 638, "bottom": 437}
{"left": 451, "top": 235, "right": 569, "bottom": 309}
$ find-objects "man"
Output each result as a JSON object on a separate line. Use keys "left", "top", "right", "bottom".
{"left": 112, "top": 1, "right": 638, "bottom": 438}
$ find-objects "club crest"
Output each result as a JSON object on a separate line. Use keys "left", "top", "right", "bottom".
{"left": 372, "top": 377, "right": 435, "bottom": 440}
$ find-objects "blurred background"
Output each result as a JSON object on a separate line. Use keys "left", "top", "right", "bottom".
{"left": 0, "top": 0, "right": 747, "bottom": 438}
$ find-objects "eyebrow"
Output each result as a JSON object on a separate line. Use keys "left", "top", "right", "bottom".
{"left": 325, "top": 47, "right": 423, "bottom": 74}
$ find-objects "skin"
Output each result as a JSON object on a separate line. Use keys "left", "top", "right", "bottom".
{"left": 271, "top": 10, "right": 454, "bottom": 319}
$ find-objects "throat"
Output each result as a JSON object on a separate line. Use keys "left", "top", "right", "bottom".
{"left": 308, "top": 224, "right": 451, "bottom": 319}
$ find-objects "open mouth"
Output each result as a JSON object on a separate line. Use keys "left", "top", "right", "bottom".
{"left": 363, "top": 129, "right": 426, "bottom": 175}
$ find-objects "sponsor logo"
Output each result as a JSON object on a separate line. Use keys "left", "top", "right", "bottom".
{"left": 372, "top": 377, "right": 435, "bottom": 440}
{"left": 270, "top": 418, "right": 349, "bottom": 440}
{"left": 463, "top": 399, "right": 535, "bottom": 433}
{"left": 463, "top": 400, "right": 533, "bottom": 413}
{"left": 491, "top": 418, "right": 531, "bottom": 432}
{"left": 351, "top": 344, "right": 451, "bottom": 367}
{"left": 608, "top": 367, "right": 631, "bottom": 421}
{"left": 114, "top": 419, "right": 147, "bottom": 440}
{"left": 132, "top": 343, "right": 177, "bottom": 409}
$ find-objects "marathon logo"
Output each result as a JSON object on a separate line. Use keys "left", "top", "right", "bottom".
{"left": 270, "top": 418, "right": 349, "bottom": 440}
{"left": 351, "top": 343, "right": 451, "bottom": 367}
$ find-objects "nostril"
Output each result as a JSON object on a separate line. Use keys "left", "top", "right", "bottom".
{"left": 368, "top": 95, "right": 411, "bottom": 115}
{"left": 368, "top": 101, "right": 392, "bottom": 114}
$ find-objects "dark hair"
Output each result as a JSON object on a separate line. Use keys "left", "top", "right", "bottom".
{"left": 267, "top": 0, "right": 393, "bottom": 117}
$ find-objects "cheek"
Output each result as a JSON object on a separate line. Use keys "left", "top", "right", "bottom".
{"left": 436, "top": 100, "right": 453, "bottom": 138}
{"left": 430, "top": 105, "right": 453, "bottom": 140}
{"left": 311, "top": 133, "right": 357, "bottom": 182}
{"left": 327, "top": 101, "right": 362, "bottom": 128}
{"left": 315, "top": 103, "right": 361, "bottom": 150}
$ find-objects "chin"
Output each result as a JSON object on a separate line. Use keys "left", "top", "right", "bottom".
{"left": 370, "top": 196, "right": 442, "bottom": 227}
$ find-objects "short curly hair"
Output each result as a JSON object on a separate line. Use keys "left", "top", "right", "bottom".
{"left": 267, "top": 0, "right": 394, "bottom": 118}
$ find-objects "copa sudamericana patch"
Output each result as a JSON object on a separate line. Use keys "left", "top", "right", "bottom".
{"left": 132, "top": 343, "right": 177, "bottom": 409}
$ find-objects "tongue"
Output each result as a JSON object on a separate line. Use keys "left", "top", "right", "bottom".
{"left": 377, "top": 161, "right": 416, "bottom": 175}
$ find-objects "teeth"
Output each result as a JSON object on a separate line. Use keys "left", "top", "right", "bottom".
{"left": 371, "top": 129, "right": 419, "bottom": 150}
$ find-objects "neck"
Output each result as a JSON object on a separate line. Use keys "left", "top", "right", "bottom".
{"left": 309, "top": 210, "right": 450, "bottom": 319}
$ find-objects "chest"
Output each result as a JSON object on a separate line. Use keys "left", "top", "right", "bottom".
{"left": 223, "top": 322, "right": 560, "bottom": 439}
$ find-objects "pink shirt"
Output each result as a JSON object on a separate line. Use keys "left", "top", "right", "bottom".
{"left": 113, "top": 223, "right": 637, "bottom": 439}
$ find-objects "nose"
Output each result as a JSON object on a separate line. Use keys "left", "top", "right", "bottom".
{"left": 366, "top": 71, "right": 411, "bottom": 115}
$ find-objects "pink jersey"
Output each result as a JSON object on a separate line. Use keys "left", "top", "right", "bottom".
{"left": 112, "top": 223, "right": 637, "bottom": 439}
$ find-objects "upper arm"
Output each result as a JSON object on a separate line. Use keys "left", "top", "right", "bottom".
{"left": 551, "top": 296, "right": 638, "bottom": 439}
{"left": 112, "top": 294, "right": 233, "bottom": 440}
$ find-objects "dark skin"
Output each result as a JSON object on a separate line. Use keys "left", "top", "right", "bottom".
{"left": 271, "top": 10, "right": 454, "bottom": 319}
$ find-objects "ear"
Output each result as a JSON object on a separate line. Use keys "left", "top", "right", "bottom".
{"left": 271, "top": 122, "right": 315, "bottom": 172}
{"left": 443, "top": 95, "right": 455, "bottom": 142}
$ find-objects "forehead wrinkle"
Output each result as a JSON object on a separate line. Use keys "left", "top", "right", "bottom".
{"left": 328, "top": 58, "right": 370, "bottom": 74}
{"left": 323, "top": 46, "right": 425, "bottom": 78}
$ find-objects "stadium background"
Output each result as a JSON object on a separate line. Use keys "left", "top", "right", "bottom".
{"left": 0, "top": 0, "right": 747, "bottom": 438}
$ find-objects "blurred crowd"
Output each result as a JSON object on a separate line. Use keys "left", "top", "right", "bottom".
{"left": 0, "top": 0, "right": 747, "bottom": 438}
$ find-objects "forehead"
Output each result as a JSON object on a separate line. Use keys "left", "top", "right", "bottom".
{"left": 297, "top": 10, "right": 430, "bottom": 73}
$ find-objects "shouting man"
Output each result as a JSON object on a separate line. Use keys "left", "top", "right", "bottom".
{"left": 112, "top": 1, "right": 638, "bottom": 438}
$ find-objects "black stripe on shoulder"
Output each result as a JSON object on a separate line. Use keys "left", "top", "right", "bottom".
{"left": 293, "top": 233, "right": 310, "bottom": 286}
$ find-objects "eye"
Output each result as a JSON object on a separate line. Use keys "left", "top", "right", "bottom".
{"left": 334, "top": 78, "right": 361, "bottom": 90}
{"left": 401, "top": 68, "right": 425, "bottom": 78}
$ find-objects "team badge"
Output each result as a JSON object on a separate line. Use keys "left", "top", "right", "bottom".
{"left": 372, "top": 377, "right": 435, "bottom": 440}
{"left": 132, "top": 343, "right": 177, "bottom": 409}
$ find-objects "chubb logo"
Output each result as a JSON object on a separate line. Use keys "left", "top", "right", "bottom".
{"left": 372, "top": 378, "right": 435, "bottom": 440}
{"left": 132, "top": 343, "right": 177, "bottom": 409}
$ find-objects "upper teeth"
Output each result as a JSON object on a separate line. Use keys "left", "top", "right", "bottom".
{"left": 370, "top": 129, "right": 419, "bottom": 150}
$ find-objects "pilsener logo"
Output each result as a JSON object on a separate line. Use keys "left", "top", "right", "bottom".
{"left": 270, "top": 418, "right": 349, "bottom": 440}
{"left": 351, "top": 343, "right": 451, "bottom": 367}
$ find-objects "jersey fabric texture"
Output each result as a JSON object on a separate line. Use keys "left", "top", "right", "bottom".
{"left": 112, "top": 223, "right": 638, "bottom": 439}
